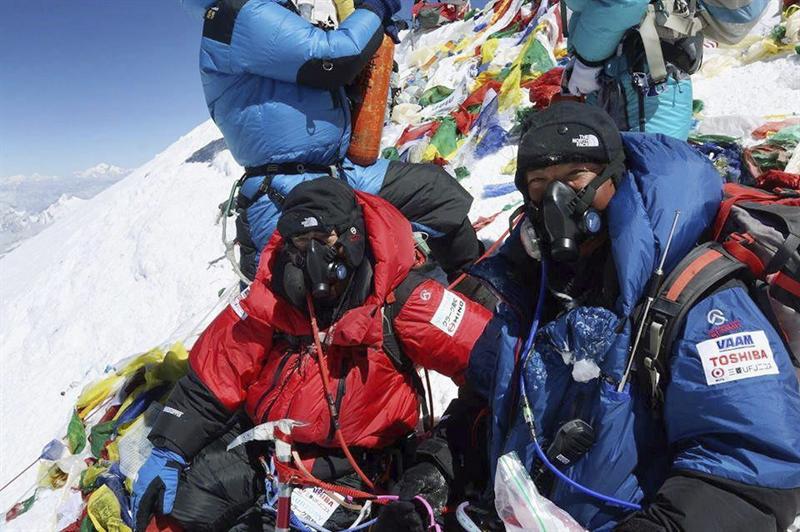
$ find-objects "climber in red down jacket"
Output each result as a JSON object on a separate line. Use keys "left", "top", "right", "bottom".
{"left": 131, "top": 178, "right": 492, "bottom": 531}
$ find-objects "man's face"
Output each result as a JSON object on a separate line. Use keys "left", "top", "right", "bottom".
{"left": 290, "top": 229, "right": 338, "bottom": 252}
{"left": 525, "top": 161, "right": 616, "bottom": 210}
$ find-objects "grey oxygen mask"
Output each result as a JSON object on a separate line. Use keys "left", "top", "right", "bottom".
{"left": 525, "top": 180, "right": 603, "bottom": 263}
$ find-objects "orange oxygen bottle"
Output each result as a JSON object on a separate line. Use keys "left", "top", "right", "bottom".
{"left": 347, "top": 35, "right": 395, "bottom": 166}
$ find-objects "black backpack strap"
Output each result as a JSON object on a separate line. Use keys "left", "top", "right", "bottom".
{"left": 383, "top": 268, "right": 437, "bottom": 429}
{"left": 637, "top": 242, "right": 748, "bottom": 410}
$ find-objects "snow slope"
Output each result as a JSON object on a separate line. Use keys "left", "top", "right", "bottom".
{"left": 0, "top": 122, "right": 240, "bottom": 514}
{"left": 0, "top": 1, "right": 798, "bottom": 527}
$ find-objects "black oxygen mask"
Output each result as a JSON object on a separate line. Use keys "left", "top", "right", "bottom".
{"left": 305, "top": 239, "right": 349, "bottom": 300}
{"left": 527, "top": 180, "right": 603, "bottom": 263}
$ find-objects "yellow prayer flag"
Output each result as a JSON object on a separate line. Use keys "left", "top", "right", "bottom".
{"left": 87, "top": 484, "right": 132, "bottom": 532}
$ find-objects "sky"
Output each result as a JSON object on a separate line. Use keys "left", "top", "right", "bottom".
{"left": 0, "top": 0, "right": 427, "bottom": 178}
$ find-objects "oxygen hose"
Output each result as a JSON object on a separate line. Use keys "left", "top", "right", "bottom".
{"left": 518, "top": 258, "right": 643, "bottom": 512}
{"left": 306, "top": 293, "right": 376, "bottom": 491}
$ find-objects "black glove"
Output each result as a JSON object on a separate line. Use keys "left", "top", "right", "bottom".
{"left": 374, "top": 500, "right": 425, "bottom": 532}
{"left": 374, "top": 461, "right": 449, "bottom": 531}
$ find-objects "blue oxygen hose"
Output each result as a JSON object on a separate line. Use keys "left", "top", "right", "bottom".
{"left": 517, "top": 258, "right": 642, "bottom": 512}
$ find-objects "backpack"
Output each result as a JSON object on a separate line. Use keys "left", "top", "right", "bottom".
{"left": 635, "top": 184, "right": 800, "bottom": 408}
{"left": 635, "top": 0, "right": 771, "bottom": 84}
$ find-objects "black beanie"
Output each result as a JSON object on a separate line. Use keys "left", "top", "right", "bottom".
{"left": 515, "top": 101, "right": 625, "bottom": 197}
{"left": 278, "top": 178, "right": 359, "bottom": 238}
{"left": 277, "top": 177, "right": 366, "bottom": 267}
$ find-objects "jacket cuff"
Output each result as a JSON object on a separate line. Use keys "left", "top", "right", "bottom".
{"left": 573, "top": 50, "right": 609, "bottom": 68}
{"left": 148, "top": 370, "right": 233, "bottom": 460}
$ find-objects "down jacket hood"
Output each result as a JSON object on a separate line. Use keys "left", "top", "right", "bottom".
{"left": 241, "top": 191, "right": 417, "bottom": 346}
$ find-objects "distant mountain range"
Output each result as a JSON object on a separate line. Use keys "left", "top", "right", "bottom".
{"left": 0, "top": 163, "right": 131, "bottom": 256}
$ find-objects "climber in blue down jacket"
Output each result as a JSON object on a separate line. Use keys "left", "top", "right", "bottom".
{"left": 561, "top": 0, "right": 770, "bottom": 140}
{"left": 466, "top": 101, "right": 800, "bottom": 530}
{"left": 179, "top": 0, "right": 482, "bottom": 281}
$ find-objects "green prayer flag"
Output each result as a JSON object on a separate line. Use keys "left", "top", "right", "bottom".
{"left": 80, "top": 514, "right": 97, "bottom": 532}
{"left": 89, "top": 420, "right": 116, "bottom": 458}
{"left": 67, "top": 410, "right": 87, "bottom": 454}
{"left": 521, "top": 38, "right": 555, "bottom": 76}
{"left": 419, "top": 85, "right": 455, "bottom": 107}
{"left": 429, "top": 118, "right": 459, "bottom": 157}
{"left": 381, "top": 146, "right": 400, "bottom": 161}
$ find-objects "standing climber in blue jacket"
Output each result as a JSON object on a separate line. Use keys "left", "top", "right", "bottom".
{"left": 560, "top": 0, "right": 770, "bottom": 140}
{"left": 466, "top": 101, "right": 800, "bottom": 530}
{"left": 180, "top": 0, "right": 482, "bottom": 282}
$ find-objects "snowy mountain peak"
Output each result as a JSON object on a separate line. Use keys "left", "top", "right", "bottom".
{"left": 72, "top": 163, "right": 130, "bottom": 179}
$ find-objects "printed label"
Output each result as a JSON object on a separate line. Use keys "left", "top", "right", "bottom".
{"left": 430, "top": 289, "right": 466, "bottom": 337}
{"left": 695, "top": 330, "right": 778, "bottom": 385}
{"left": 291, "top": 487, "right": 340, "bottom": 526}
{"left": 162, "top": 406, "right": 183, "bottom": 418}
{"left": 230, "top": 287, "right": 249, "bottom": 320}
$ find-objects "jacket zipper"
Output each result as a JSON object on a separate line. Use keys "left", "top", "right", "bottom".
{"left": 326, "top": 355, "right": 349, "bottom": 442}
{"left": 253, "top": 349, "right": 295, "bottom": 421}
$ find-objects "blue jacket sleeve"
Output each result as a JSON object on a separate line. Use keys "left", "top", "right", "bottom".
{"left": 654, "top": 284, "right": 800, "bottom": 528}
{"left": 230, "top": 1, "right": 384, "bottom": 89}
{"left": 564, "top": 0, "right": 649, "bottom": 63}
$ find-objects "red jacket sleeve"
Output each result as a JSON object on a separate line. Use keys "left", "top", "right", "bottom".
{"left": 189, "top": 302, "right": 274, "bottom": 412}
{"left": 393, "top": 279, "right": 492, "bottom": 384}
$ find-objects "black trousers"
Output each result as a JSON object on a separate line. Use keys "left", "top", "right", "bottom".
{"left": 237, "top": 161, "right": 480, "bottom": 281}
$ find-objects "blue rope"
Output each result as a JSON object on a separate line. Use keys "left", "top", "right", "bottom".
{"left": 518, "top": 258, "right": 642, "bottom": 511}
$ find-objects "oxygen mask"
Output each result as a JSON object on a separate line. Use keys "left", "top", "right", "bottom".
{"left": 525, "top": 180, "right": 603, "bottom": 263}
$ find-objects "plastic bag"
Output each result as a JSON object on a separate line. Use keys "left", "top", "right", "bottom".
{"left": 494, "top": 452, "right": 585, "bottom": 532}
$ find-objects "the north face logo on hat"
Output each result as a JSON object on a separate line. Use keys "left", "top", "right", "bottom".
{"left": 300, "top": 217, "right": 319, "bottom": 228}
{"left": 571, "top": 134, "right": 599, "bottom": 148}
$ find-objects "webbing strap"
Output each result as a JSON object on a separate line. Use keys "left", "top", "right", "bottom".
{"left": 664, "top": 248, "right": 724, "bottom": 301}
{"left": 639, "top": 242, "right": 747, "bottom": 409}
{"left": 723, "top": 237, "right": 765, "bottom": 277}
{"left": 382, "top": 269, "right": 435, "bottom": 428}
{"left": 774, "top": 272, "right": 800, "bottom": 299}
{"left": 659, "top": 0, "right": 703, "bottom": 36}
{"left": 765, "top": 233, "right": 800, "bottom": 275}
{"left": 638, "top": 6, "right": 668, "bottom": 84}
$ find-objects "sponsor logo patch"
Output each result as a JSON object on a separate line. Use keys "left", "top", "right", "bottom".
{"left": 706, "top": 309, "right": 726, "bottom": 326}
{"left": 571, "top": 134, "right": 599, "bottom": 148}
{"left": 291, "top": 487, "right": 340, "bottom": 526}
{"left": 708, "top": 319, "right": 742, "bottom": 338}
{"left": 430, "top": 290, "right": 466, "bottom": 336}
{"left": 695, "top": 330, "right": 778, "bottom": 385}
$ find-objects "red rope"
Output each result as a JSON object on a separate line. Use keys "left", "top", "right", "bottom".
{"left": 306, "top": 294, "right": 376, "bottom": 491}
{"left": 274, "top": 459, "right": 377, "bottom": 501}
